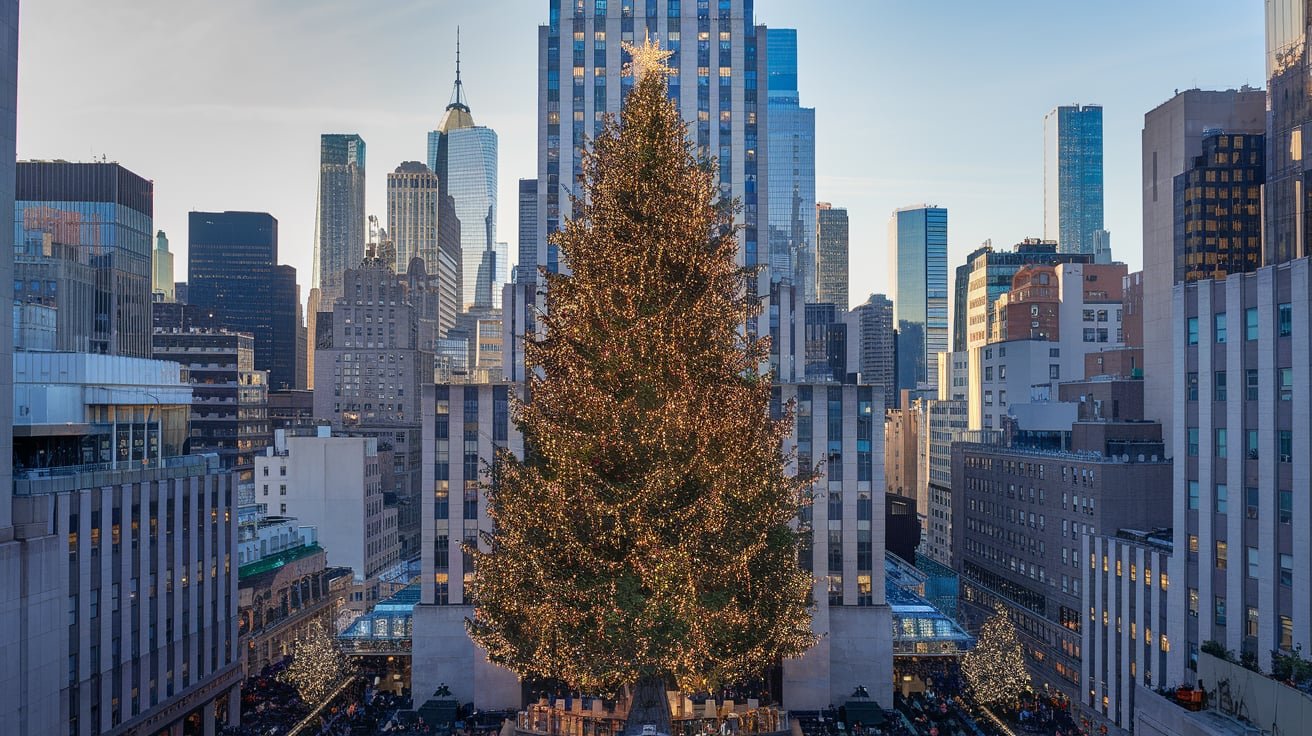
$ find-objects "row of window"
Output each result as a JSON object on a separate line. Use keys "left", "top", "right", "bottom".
{"left": 1187, "top": 303, "right": 1294, "bottom": 344}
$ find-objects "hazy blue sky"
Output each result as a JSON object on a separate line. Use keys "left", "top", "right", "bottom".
{"left": 17, "top": 1, "right": 1265, "bottom": 304}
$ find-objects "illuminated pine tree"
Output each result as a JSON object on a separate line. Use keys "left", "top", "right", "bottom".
{"left": 279, "top": 621, "right": 352, "bottom": 704}
{"left": 962, "top": 604, "right": 1033, "bottom": 706}
{"left": 467, "top": 36, "right": 816, "bottom": 707}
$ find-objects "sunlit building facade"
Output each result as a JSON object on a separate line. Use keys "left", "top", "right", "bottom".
{"left": 890, "top": 205, "right": 948, "bottom": 396}
{"left": 1044, "top": 104, "right": 1104, "bottom": 256}
{"left": 314, "top": 134, "right": 366, "bottom": 308}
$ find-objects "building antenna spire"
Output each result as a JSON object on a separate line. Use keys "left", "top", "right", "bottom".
{"left": 448, "top": 26, "right": 468, "bottom": 111}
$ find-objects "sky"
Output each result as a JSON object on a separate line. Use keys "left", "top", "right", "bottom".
{"left": 17, "top": 1, "right": 1266, "bottom": 307}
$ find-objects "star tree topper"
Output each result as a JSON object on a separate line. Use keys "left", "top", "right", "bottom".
{"left": 622, "top": 31, "right": 674, "bottom": 82}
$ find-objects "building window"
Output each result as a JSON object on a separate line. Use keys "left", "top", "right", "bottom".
{"left": 1247, "top": 546, "right": 1259, "bottom": 578}
{"left": 1215, "top": 371, "right": 1227, "bottom": 401}
{"left": 1189, "top": 588, "right": 1199, "bottom": 617}
{"left": 1281, "top": 616, "right": 1294, "bottom": 650}
{"left": 1279, "top": 430, "right": 1293, "bottom": 463}
{"left": 1215, "top": 596, "right": 1227, "bottom": 626}
{"left": 1247, "top": 607, "right": 1259, "bottom": 638}
{"left": 1188, "top": 534, "right": 1199, "bottom": 554}
{"left": 1188, "top": 428, "right": 1199, "bottom": 457}
{"left": 1246, "top": 307, "right": 1259, "bottom": 340}
{"left": 1215, "top": 313, "right": 1227, "bottom": 343}
{"left": 1187, "top": 317, "right": 1199, "bottom": 345}
{"left": 1187, "top": 372, "right": 1199, "bottom": 401}
{"left": 1278, "top": 303, "right": 1292, "bottom": 337}
{"left": 1246, "top": 369, "right": 1259, "bottom": 401}
{"left": 1216, "top": 429, "right": 1228, "bottom": 459}
{"left": 1280, "top": 490, "right": 1293, "bottom": 524}
{"left": 1049, "top": 364, "right": 1060, "bottom": 380}
{"left": 1215, "top": 540, "right": 1227, "bottom": 569}
{"left": 1246, "top": 487, "right": 1259, "bottom": 519}
{"left": 1188, "top": 481, "right": 1199, "bottom": 510}
{"left": 1215, "top": 483, "right": 1228, "bottom": 513}
{"left": 1281, "top": 554, "right": 1294, "bottom": 587}
{"left": 1279, "top": 368, "right": 1293, "bottom": 400}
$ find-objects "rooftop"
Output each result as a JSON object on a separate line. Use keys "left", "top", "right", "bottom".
{"left": 238, "top": 543, "right": 323, "bottom": 580}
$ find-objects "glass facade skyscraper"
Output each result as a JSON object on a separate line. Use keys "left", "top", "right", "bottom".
{"left": 427, "top": 43, "right": 499, "bottom": 312}
{"left": 889, "top": 205, "right": 948, "bottom": 395}
{"left": 536, "top": 0, "right": 768, "bottom": 292}
{"left": 314, "top": 133, "right": 366, "bottom": 307}
{"left": 1265, "top": 0, "right": 1312, "bottom": 264}
{"left": 766, "top": 28, "right": 816, "bottom": 302}
{"left": 1044, "top": 104, "right": 1104, "bottom": 256}
{"left": 14, "top": 161, "right": 154, "bottom": 357}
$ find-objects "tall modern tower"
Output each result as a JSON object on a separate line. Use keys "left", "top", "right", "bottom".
{"left": 152, "top": 230, "right": 175, "bottom": 301}
{"left": 427, "top": 32, "right": 498, "bottom": 312}
{"left": 314, "top": 133, "right": 366, "bottom": 307}
{"left": 388, "top": 161, "right": 443, "bottom": 272}
{"left": 1044, "top": 104, "right": 1104, "bottom": 256}
{"left": 516, "top": 178, "right": 539, "bottom": 281}
{"left": 815, "top": 202, "right": 849, "bottom": 309}
{"left": 189, "top": 211, "right": 301, "bottom": 391}
{"left": 766, "top": 28, "right": 816, "bottom": 302}
{"left": 889, "top": 205, "right": 948, "bottom": 396}
{"left": 535, "top": 0, "right": 769, "bottom": 287}
{"left": 1266, "top": 0, "right": 1312, "bottom": 265}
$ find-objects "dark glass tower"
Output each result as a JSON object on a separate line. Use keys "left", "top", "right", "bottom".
{"left": 766, "top": 28, "right": 816, "bottom": 302}
{"left": 1044, "top": 104, "right": 1104, "bottom": 256}
{"left": 1174, "top": 132, "right": 1265, "bottom": 283}
{"left": 188, "top": 211, "right": 301, "bottom": 390}
{"left": 890, "top": 205, "right": 948, "bottom": 393}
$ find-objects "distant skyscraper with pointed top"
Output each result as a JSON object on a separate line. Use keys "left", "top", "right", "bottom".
{"left": 427, "top": 29, "right": 499, "bottom": 310}
{"left": 314, "top": 133, "right": 366, "bottom": 307}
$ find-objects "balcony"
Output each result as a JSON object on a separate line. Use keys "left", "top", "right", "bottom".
{"left": 13, "top": 453, "right": 220, "bottom": 495}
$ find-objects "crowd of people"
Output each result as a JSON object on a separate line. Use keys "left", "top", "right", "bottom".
{"left": 218, "top": 663, "right": 417, "bottom": 736}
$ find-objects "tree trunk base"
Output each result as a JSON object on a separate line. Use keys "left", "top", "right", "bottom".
{"left": 623, "top": 676, "right": 673, "bottom": 736}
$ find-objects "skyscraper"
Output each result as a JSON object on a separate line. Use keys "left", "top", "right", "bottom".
{"left": 314, "top": 133, "right": 366, "bottom": 307}
{"left": 427, "top": 33, "right": 498, "bottom": 311}
{"left": 851, "top": 293, "right": 895, "bottom": 411}
{"left": 536, "top": 0, "right": 768, "bottom": 284}
{"left": 14, "top": 161, "right": 154, "bottom": 357}
{"left": 890, "top": 205, "right": 948, "bottom": 396}
{"left": 388, "top": 161, "right": 442, "bottom": 272}
{"left": 1140, "top": 87, "right": 1265, "bottom": 441}
{"left": 188, "top": 211, "right": 302, "bottom": 391}
{"left": 1266, "top": 0, "right": 1312, "bottom": 265}
{"left": 1044, "top": 104, "right": 1104, "bottom": 256}
{"left": 516, "top": 178, "right": 539, "bottom": 282}
{"left": 766, "top": 28, "right": 816, "bottom": 302}
{"left": 152, "top": 229, "right": 174, "bottom": 301}
{"left": 388, "top": 161, "right": 463, "bottom": 338}
{"left": 815, "top": 202, "right": 849, "bottom": 309}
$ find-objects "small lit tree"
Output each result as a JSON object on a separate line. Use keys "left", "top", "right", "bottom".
{"left": 279, "top": 621, "right": 352, "bottom": 704}
{"left": 962, "top": 604, "right": 1032, "bottom": 707}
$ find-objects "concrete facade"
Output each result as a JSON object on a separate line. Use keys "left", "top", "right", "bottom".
{"left": 254, "top": 431, "right": 400, "bottom": 606}
{"left": 1167, "top": 259, "right": 1312, "bottom": 681}
{"left": 1082, "top": 532, "right": 1172, "bottom": 734}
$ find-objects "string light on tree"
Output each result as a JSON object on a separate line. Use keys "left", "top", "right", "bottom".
{"left": 466, "top": 29, "right": 816, "bottom": 718}
{"left": 961, "top": 604, "right": 1033, "bottom": 707}
{"left": 279, "top": 621, "right": 353, "bottom": 705}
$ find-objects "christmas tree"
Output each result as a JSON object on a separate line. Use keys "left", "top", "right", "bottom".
{"left": 467, "top": 34, "right": 816, "bottom": 710}
{"left": 962, "top": 604, "right": 1032, "bottom": 706}
{"left": 279, "top": 620, "right": 352, "bottom": 704}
